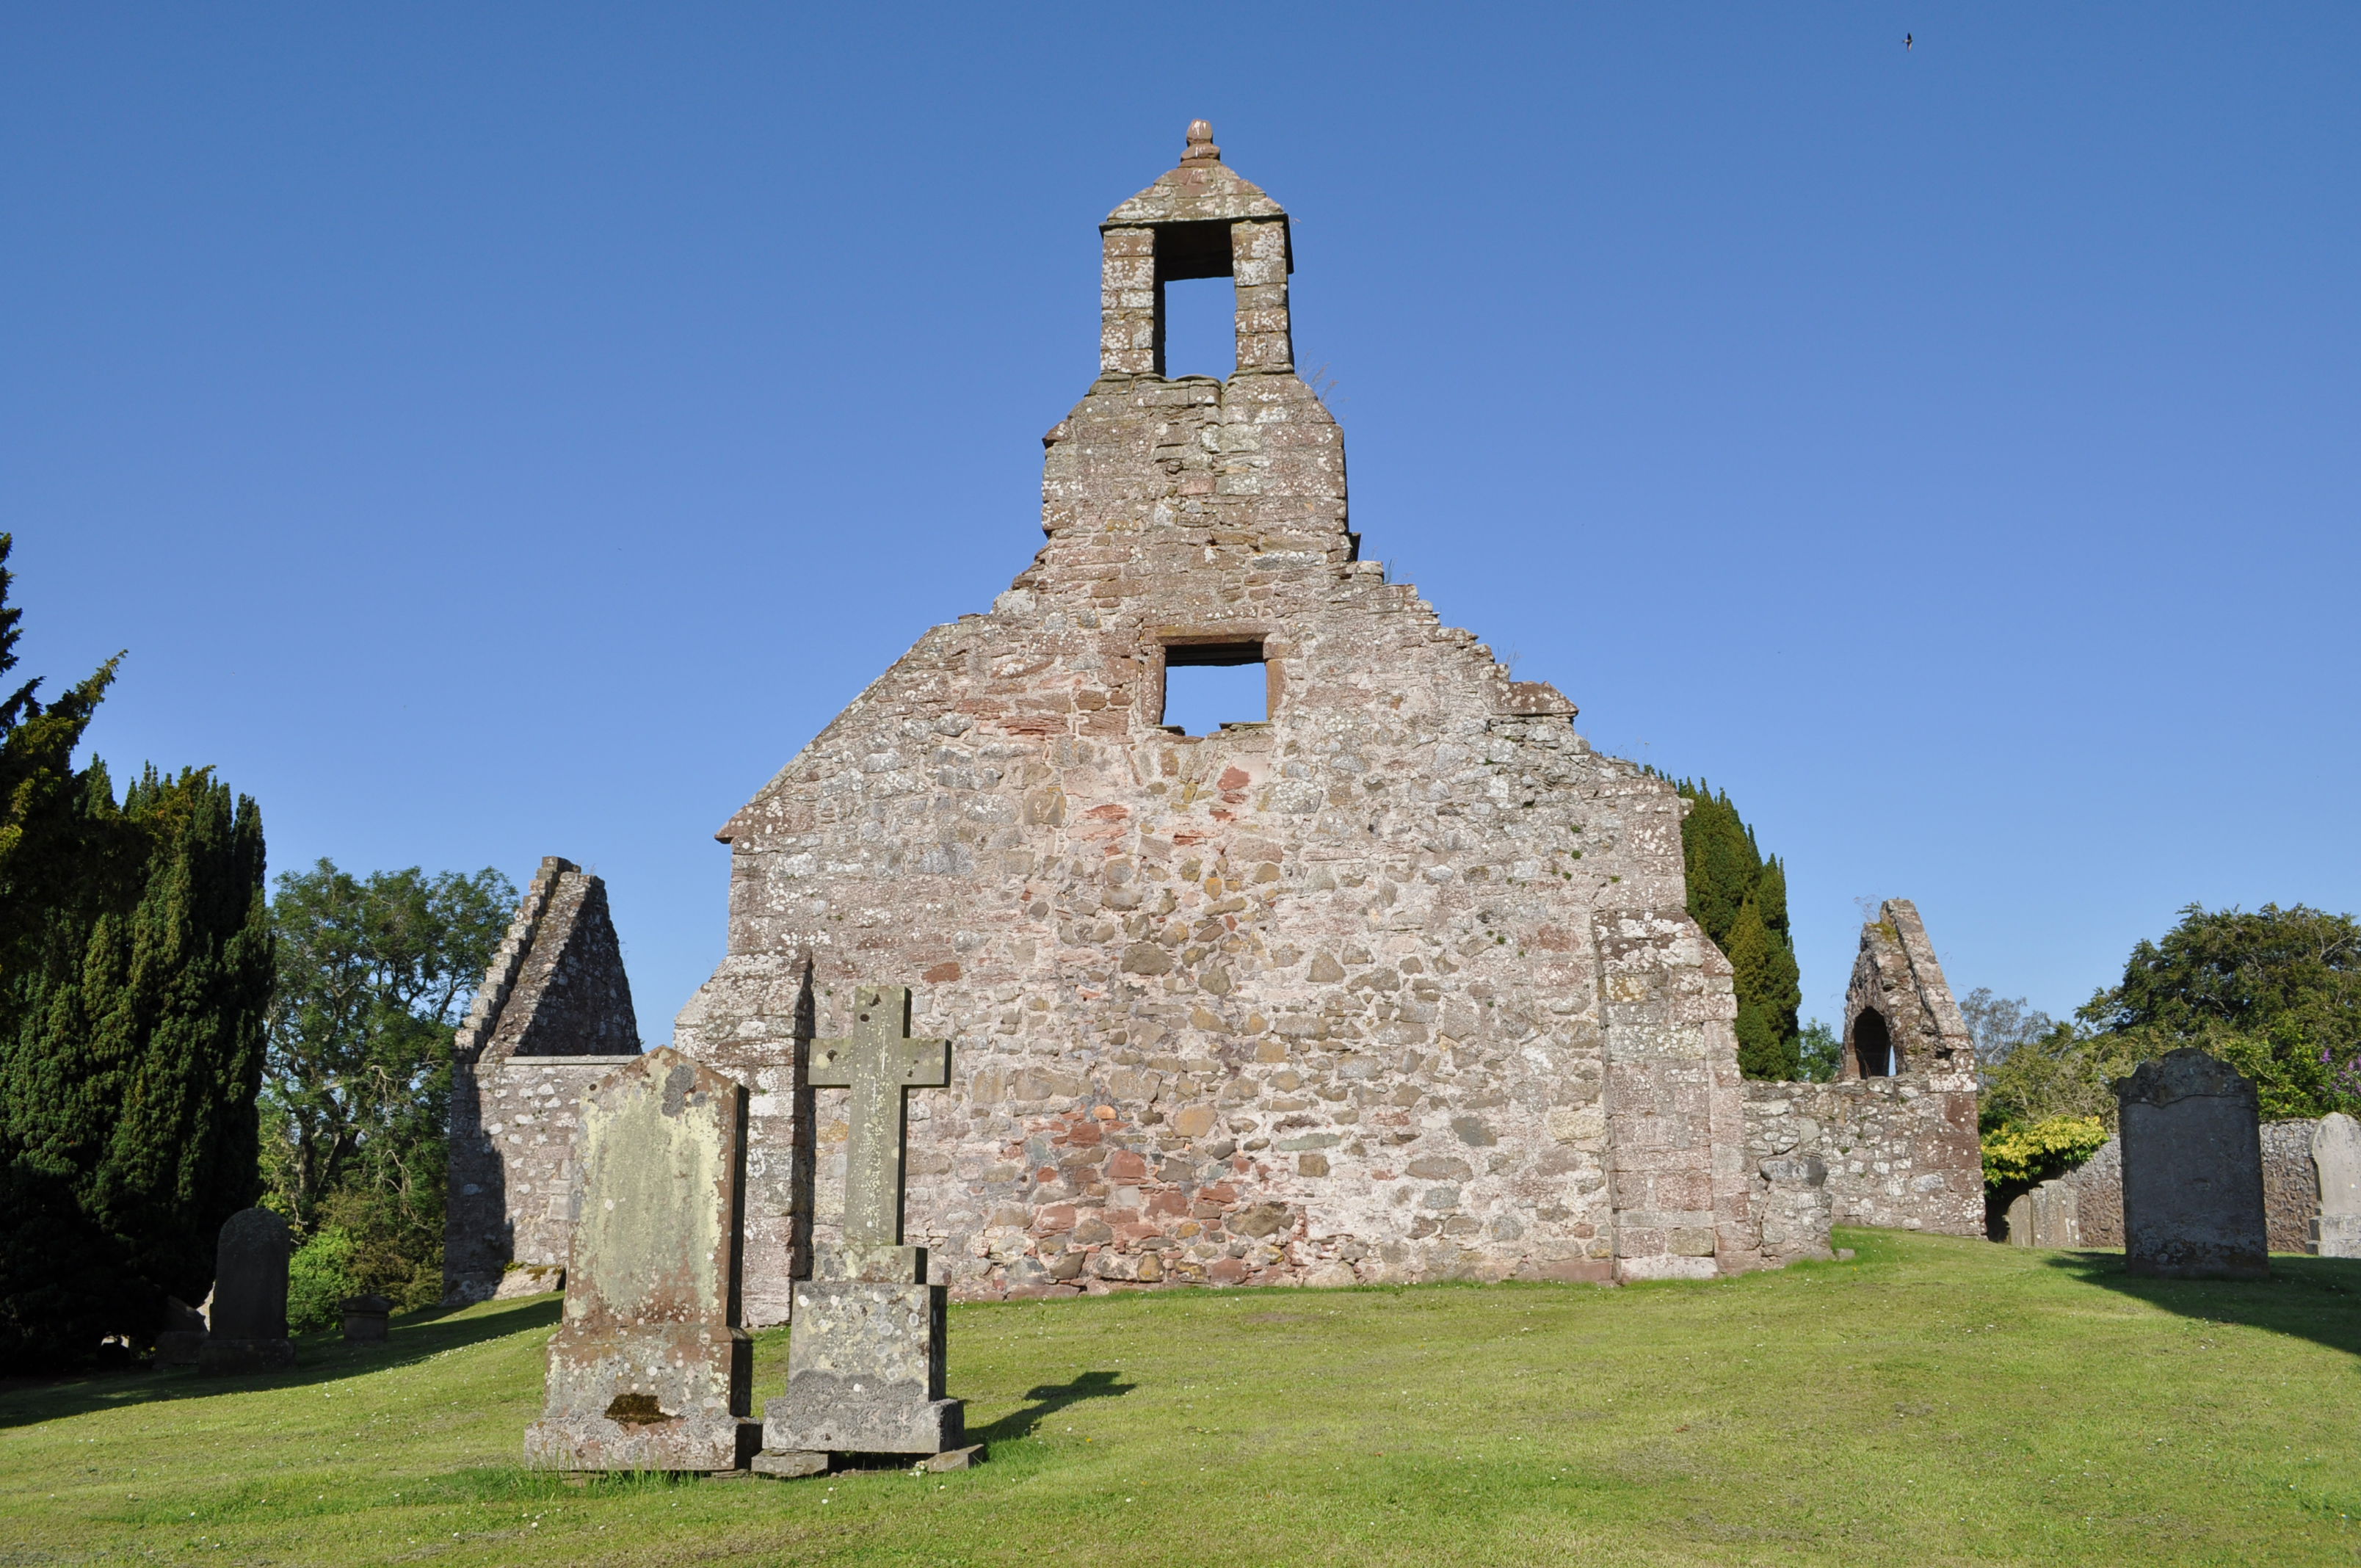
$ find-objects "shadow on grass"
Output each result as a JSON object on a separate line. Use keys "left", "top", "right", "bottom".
{"left": 967, "top": 1369, "right": 1136, "bottom": 1445}
{"left": 0, "top": 1294, "right": 563, "bottom": 1430}
{"left": 2039, "top": 1249, "right": 2361, "bottom": 1357}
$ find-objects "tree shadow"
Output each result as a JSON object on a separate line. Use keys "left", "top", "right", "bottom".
{"left": 967, "top": 1368, "right": 1136, "bottom": 1445}
{"left": 0, "top": 1294, "right": 564, "bottom": 1430}
{"left": 2039, "top": 1250, "right": 2361, "bottom": 1358}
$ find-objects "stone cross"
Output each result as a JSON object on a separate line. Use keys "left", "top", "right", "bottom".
{"left": 808, "top": 987, "right": 949, "bottom": 1246}
{"left": 757, "top": 984, "right": 968, "bottom": 1475}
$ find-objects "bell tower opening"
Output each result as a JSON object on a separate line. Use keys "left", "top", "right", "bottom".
{"left": 1162, "top": 277, "right": 1236, "bottom": 380}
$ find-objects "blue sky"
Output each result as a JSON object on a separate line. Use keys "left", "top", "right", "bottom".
{"left": 5, "top": 5, "right": 2355, "bottom": 1042}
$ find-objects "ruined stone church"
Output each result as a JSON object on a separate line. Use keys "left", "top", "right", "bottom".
{"left": 448, "top": 124, "right": 1981, "bottom": 1317}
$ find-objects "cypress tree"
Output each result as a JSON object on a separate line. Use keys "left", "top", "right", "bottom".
{"left": 0, "top": 538, "right": 270, "bottom": 1371}
{"left": 1674, "top": 779, "right": 1803, "bottom": 1079}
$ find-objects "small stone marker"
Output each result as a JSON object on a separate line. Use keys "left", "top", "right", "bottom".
{"left": 198, "top": 1208, "right": 296, "bottom": 1374}
{"left": 154, "top": 1296, "right": 208, "bottom": 1369}
{"left": 341, "top": 1293, "right": 393, "bottom": 1342}
{"left": 2313, "top": 1112, "right": 2361, "bottom": 1257}
{"left": 754, "top": 986, "right": 973, "bottom": 1477}
{"left": 2116, "top": 1049, "right": 2268, "bottom": 1280}
{"left": 525, "top": 1048, "right": 758, "bottom": 1472}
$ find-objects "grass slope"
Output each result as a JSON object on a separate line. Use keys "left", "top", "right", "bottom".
{"left": 2, "top": 1229, "right": 2358, "bottom": 1567}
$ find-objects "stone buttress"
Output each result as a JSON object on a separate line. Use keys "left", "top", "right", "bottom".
{"left": 677, "top": 123, "right": 1778, "bottom": 1314}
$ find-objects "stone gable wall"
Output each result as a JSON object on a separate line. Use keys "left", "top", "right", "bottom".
{"left": 1742, "top": 901, "right": 1982, "bottom": 1239}
{"left": 675, "top": 132, "right": 1787, "bottom": 1319}
{"left": 445, "top": 857, "right": 644, "bottom": 1302}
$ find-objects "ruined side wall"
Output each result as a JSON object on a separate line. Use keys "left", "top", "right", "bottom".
{"left": 447, "top": 1056, "right": 643, "bottom": 1295}
{"left": 445, "top": 857, "right": 644, "bottom": 1302}
{"left": 1742, "top": 1075, "right": 1983, "bottom": 1236}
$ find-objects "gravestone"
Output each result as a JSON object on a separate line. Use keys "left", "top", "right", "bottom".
{"left": 341, "top": 1293, "right": 393, "bottom": 1342}
{"left": 2117, "top": 1049, "right": 2268, "bottom": 1280}
{"left": 2003, "top": 1177, "right": 2082, "bottom": 1248}
{"left": 524, "top": 1048, "right": 758, "bottom": 1472}
{"left": 198, "top": 1208, "right": 296, "bottom": 1374}
{"left": 2313, "top": 1112, "right": 2361, "bottom": 1257}
{"left": 754, "top": 987, "right": 973, "bottom": 1478}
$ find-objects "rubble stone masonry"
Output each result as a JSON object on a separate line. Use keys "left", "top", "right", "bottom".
{"left": 1742, "top": 901, "right": 1984, "bottom": 1238}
{"left": 675, "top": 124, "right": 1805, "bottom": 1317}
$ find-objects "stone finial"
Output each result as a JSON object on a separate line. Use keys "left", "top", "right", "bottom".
{"left": 1183, "top": 119, "right": 1220, "bottom": 163}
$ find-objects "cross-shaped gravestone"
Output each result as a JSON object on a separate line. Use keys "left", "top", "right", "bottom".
{"left": 808, "top": 986, "right": 949, "bottom": 1246}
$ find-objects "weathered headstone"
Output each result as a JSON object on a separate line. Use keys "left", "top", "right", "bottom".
{"left": 341, "top": 1293, "right": 393, "bottom": 1342}
{"left": 2313, "top": 1112, "right": 2361, "bottom": 1257}
{"left": 154, "top": 1296, "right": 208, "bottom": 1368}
{"left": 2117, "top": 1049, "right": 2268, "bottom": 1280}
{"left": 754, "top": 987, "right": 971, "bottom": 1477}
{"left": 197, "top": 1208, "right": 296, "bottom": 1374}
{"left": 524, "top": 1048, "right": 757, "bottom": 1472}
{"left": 2003, "top": 1177, "right": 2083, "bottom": 1248}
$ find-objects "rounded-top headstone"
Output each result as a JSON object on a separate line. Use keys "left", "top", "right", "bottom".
{"left": 2116, "top": 1048, "right": 2259, "bottom": 1110}
{"left": 2313, "top": 1112, "right": 2361, "bottom": 1257}
{"left": 210, "top": 1208, "right": 292, "bottom": 1341}
{"left": 2313, "top": 1114, "right": 2361, "bottom": 1216}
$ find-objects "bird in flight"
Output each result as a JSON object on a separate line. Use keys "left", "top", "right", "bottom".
{"left": 1904, "top": 32, "right": 1914, "bottom": 50}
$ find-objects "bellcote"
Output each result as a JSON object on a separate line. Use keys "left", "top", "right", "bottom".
{"left": 1098, "top": 121, "right": 1295, "bottom": 378}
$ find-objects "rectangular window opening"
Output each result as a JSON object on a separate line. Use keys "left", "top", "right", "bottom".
{"left": 1160, "top": 276, "right": 1235, "bottom": 381}
{"left": 1161, "top": 641, "right": 1266, "bottom": 736}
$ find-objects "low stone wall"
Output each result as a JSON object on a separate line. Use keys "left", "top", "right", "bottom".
{"left": 1741, "top": 1077, "right": 1983, "bottom": 1237}
{"left": 2002, "top": 1119, "right": 2324, "bottom": 1254}
{"left": 446, "top": 1056, "right": 643, "bottom": 1301}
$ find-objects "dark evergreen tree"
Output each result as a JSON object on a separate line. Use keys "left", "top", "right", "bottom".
{"left": 0, "top": 537, "right": 270, "bottom": 1371}
{"left": 1674, "top": 780, "right": 1802, "bottom": 1079}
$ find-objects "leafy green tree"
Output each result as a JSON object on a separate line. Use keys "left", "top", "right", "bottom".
{"left": 1796, "top": 1019, "right": 1842, "bottom": 1083}
{"left": 0, "top": 538, "right": 272, "bottom": 1371}
{"left": 1957, "top": 987, "right": 2057, "bottom": 1066}
{"left": 2080, "top": 902, "right": 2361, "bottom": 1121}
{"left": 1674, "top": 781, "right": 1802, "bottom": 1078}
{"left": 1978, "top": 1019, "right": 2151, "bottom": 1131}
{"left": 263, "top": 861, "right": 514, "bottom": 1306}
{"left": 1978, "top": 904, "right": 2361, "bottom": 1133}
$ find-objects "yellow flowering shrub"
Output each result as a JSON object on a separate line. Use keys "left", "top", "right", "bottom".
{"left": 1980, "top": 1115, "right": 2110, "bottom": 1191}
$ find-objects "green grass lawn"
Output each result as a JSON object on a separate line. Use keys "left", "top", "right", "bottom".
{"left": 3, "top": 1227, "right": 2357, "bottom": 1567}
